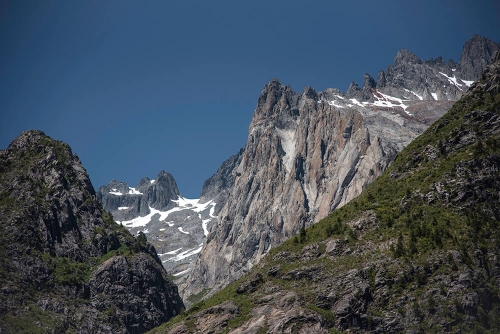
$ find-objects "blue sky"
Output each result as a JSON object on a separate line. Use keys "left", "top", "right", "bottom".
{"left": 1, "top": 0, "right": 499, "bottom": 198}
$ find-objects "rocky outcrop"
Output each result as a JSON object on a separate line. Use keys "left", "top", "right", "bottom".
{"left": 97, "top": 171, "right": 180, "bottom": 222}
{"left": 0, "top": 130, "right": 183, "bottom": 333}
{"left": 459, "top": 34, "right": 500, "bottom": 80}
{"left": 181, "top": 35, "right": 500, "bottom": 305}
{"left": 199, "top": 148, "right": 244, "bottom": 215}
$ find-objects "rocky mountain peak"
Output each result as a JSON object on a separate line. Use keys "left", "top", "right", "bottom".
{"left": 459, "top": 34, "right": 500, "bottom": 80}
{"left": 394, "top": 48, "right": 422, "bottom": 65}
{"left": 346, "top": 81, "right": 360, "bottom": 94}
{"left": 254, "top": 78, "right": 298, "bottom": 122}
{"left": 345, "top": 81, "right": 372, "bottom": 100}
{"left": 152, "top": 170, "right": 180, "bottom": 207}
{"left": 301, "top": 85, "right": 318, "bottom": 99}
{"left": 0, "top": 131, "right": 184, "bottom": 332}
{"left": 8, "top": 129, "right": 51, "bottom": 151}
{"left": 136, "top": 176, "right": 153, "bottom": 193}
{"left": 376, "top": 69, "right": 387, "bottom": 89}
{"left": 319, "top": 87, "right": 345, "bottom": 102}
{"left": 363, "top": 73, "right": 376, "bottom": 89}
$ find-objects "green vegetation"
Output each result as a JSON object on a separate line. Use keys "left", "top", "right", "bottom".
{"left": 186, "top": 288, "right": 210, "bottom": 305}
{"left": 52, "top": 257, "right": 91, "bottom": 285}
{"left": 0, "top": 304, "right": 62, "bottom": 334}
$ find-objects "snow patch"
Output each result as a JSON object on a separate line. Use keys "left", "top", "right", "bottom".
{"left": 116, "top": 197, "right": 217, "bottom": 237}
{"left": 201, "top": 218, "right": 211, "bottom": 237}
{"left": 171, "top": 197, "right": 215, "bottom": 214}
{"left": 403, "top": 88, "right": 423, "bottom": 100}
{"left": 461, "top": 79, "right": 474, "bottom": 87}
{"left": 431, "top": 93, "right": 438, "bottom": 100}
{"left": 165, "top": 244, "right": 203, "bottom": 262}
{"left": 372, "top": 92, "right": 411, "bottom": 115}
{"left": 209, "top": 204, "right": 216, "bottom": 218}
{"left": 118, "top": 207, "right": 129, "bottom": 210}
{"left": 109, "top": 191, "right": 123, "bottom": 196}
{"left": 159, "top": 247, "right": 183, "bottom": 256}
{"left": 439, "top": 72, "right": 463, "bottom": 91}
{"left": 349, "top": 99, "right": 364, "bottom": 107}
{"left": 178, "top": 227, "right": 189, "bottom": 234}
{"left": 327, "top": 100, "right": 345, "bottom": 108}
{"left": 117, "top": 205, "right": 182, "bottom": 228}
{"left": 128, "top": 187, "right": 143, "bottom": 195}
{"left": 173, "top": 268, "right": 191, "bottom": 276}
{"left": 150, "top": 179, "right": 155, "bottom": 184}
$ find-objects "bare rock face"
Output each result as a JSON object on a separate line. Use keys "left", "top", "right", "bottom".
{"left": 181, "top": 35, "right": 500, "bottom": 304}
{"left": 459, "top": 34, "right": 500, "bottom": 81}
{"left": 199, "top": 148, "right": 244, "bottom": 214}
{"left": 0, "top": 130, "right": 183, "bottom": 333}
{"left": 89, "top": 253, "right": 182, "bottom": 333}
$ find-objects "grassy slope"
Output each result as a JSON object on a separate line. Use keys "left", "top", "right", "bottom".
{"left": 153, "top": 58, "right": 500, "bottom": 333}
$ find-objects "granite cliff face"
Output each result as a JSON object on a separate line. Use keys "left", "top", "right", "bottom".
{"left": 181, "top": 35, "right": 500, "bottom": 303}
{"left": 154, "top": 50, "right": 500, "bottom": 334}
{"left": 0, "top": 131, "right": 183, "bottom": 333}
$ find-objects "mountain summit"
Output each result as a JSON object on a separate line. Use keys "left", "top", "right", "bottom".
{"left": 0, "top": 130, "right": 183, "bottom": 333}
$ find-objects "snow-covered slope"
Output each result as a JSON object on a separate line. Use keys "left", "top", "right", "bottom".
{"left": 97, "top": 152, "right": 243, "bottom": 281}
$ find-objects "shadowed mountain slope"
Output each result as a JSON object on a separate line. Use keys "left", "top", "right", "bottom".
{"left": 0, "top": 131, "right": 184, "bottom": 333}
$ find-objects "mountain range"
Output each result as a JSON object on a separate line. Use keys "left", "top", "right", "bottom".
{"left": 153, "top": 39, "right": 500, "bottom": 333}
{"left": 1, "top": 34, "right": 500, "bottom": 333}
{"left": 182, "top": 35, "right": 499, "bottom": 305}
{"left": 96, "top": 149, "right": 243, "bottom": 283}
{"left": 97, "top": 35, "right": 500, "bottom": 306}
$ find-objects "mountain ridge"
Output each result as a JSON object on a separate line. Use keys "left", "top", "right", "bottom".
{"left": 181, "top": 35, "right": 500, "bottom": 305}
{"left": 96, "top": 150, "right": 243, "bottom": 280}
{"left": 153, "top": 48, "right": 500, "bottom": 334}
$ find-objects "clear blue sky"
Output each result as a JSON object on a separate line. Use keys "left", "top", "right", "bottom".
{"left": 1, "top": 0, "right": 499, "bottom": 198}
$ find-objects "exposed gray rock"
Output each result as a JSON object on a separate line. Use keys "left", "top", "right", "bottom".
{"left": 97, "top": 170, "right": 180, "bottom": 222}
{"left": 459, "top": 35, "right": 500, "bottom": 80}
{"left": 181, "top": 35, "right": 500, "bottom": 306}
{"left": 363, "top": 73, "right": 377, "bottom": 89}
{"left": 199, "top": 148, "right": 244, "bottom": 215}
